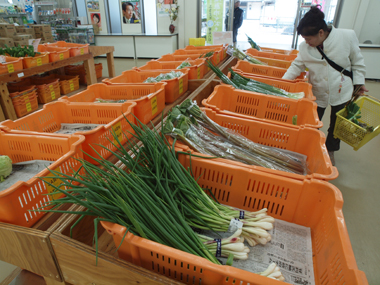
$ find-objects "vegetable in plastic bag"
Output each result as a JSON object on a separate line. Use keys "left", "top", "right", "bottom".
{"left": 0, "top": 155, "right": 12, "bottom": 182}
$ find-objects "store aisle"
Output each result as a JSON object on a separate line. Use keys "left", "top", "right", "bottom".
{"left": 318, "top": 80, "right": 380, "bottom": 285}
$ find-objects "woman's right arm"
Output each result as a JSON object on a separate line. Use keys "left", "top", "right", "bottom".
{"left": 282, "top": 53, "right": 306, "bottom": 80}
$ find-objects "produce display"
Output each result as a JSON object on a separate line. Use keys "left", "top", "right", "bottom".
{"left": 38, "top": 117, "right": 284, "bottom": 281}
{"left": 1, "top": 42, "right": 367, "bottom": 285}
{"left": 163, "top": 100, "right": 308, "bottom": 175}
{"left": 0, "top": 45, "right": 41, "bottom": 57}
{"left": 208, "top": 61, "right": 305, "bottom": 99}
{"left": 143, "top": 71, "right": 184, "bottom": 83}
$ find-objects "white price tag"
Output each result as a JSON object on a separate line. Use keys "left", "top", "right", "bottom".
{"left": 227, "top": 218, "right": 243, "bottom": 233}
{"left": 0, "top": 55, "right": 6, "bottom": 64}
{"left": 17, "top": 72, "right": 24, "bottom": 78}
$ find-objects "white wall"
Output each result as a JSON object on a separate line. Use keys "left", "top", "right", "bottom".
{"left": 157, "top": 0, "right": 198, "bottom": 49}
{"left": 358, "top": 0, "right": 380, "bottom": 44}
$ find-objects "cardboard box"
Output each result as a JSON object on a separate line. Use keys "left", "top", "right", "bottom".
{"left": 35, "top": 30, "right": 52, "bottom": 39}
{"left": 13, "top": 34, "right": 32, "bottom": 41}
{"left": 32, "top": 24, "right": 51, "bottom": 33}
{"left": 14, "top": 40, "right": 29, "bottom": 46}
{"left": 0, "top": 24, "right": 17, "bottom": 38}
{"left": 43, "top": 36, "right": 55, "bottom": 43}
{"left": 16, "top": 27, "right": 36, "bottom": 38}
{"left": 0, "top": 37, "right": 14, "bottom": 47}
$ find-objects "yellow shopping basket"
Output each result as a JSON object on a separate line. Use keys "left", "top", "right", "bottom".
{"left": 334, "top": 96, "right": 380, "bottom": 150}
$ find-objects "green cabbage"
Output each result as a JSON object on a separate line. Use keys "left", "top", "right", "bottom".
{"left": 0, "top": 155, "right": 12, "bottom": 182}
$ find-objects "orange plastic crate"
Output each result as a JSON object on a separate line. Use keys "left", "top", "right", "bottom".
{"left": 233, "top": 60, "right": 306, "bottom": 82}
{"left": 0, "top": 131, "right": 85, "bottom": 227}
{"left": 202, "top": 85, "right": 322, "bottom": 129}
{"left": 65, "top": 63, "right": 103, "bottom": 85}
{"left": 185, "top": 45, "right": 228, "bottom": 60}
{"left": 22, "top": 52, "right": 49, "bottom": 69}
{"left": 174, "top": 48, "right": 222, "bottom": 65}
{"left": 59, "top": 83, "right": 166, "bottom": 125}
{"left": 103, "top": 69, "right": 189, "bottom": 103}
{"left": 244, "top": 54, "right": 292, "bottom": 69}
{"left": 46, "top": 41, "right": 89, "bottom": 57}
{"left": 246, "top": 48, "right": 297, "bottom": 61}
{"left": 0, "top": 56, "right": 23, "bottom": 75}
{"left": 7, "top": 77, "right": 61, "bottom": 104}
{"left": 38, "top": 74, "right": 80, "bottom": 95}
{"left": 0, "top": 101, "right": 137, "bottom": 165}
{"left": 36, "top": 81, "right": 61, "bottom": 104}
{"left": 38, "top": 45, "right": 70, "bottom": 62}
{"left": 158, "top": 54, "right": 212, "bottom": 77}
{"left": 260, "top": 46, "right": 299, "bottom": 55}
{"left": 10, "top": 87, "right": 38, "bottom": 118}
{"left": 101, "top": 154, "right": 366, "bottom": 285}
{"left": 176, "top": 108, "right": 337, "bottom": 181}
{"left": 227, "top": 72, "right": 315, "bottom": 101}
{"left": 138, "top": 58, "right": 206, "bottom": 79}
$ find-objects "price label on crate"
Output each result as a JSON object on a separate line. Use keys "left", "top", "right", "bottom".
{"left": 112, "top": 122, "right": 123, "bottom": 144}
{"left": 23, "top": 95, "right": 30, "bottom": 103}
{"left": 179, "top": 78, "right": 184, "bottom": 95}
{"left": 224, "top": 49, "right": 227, "bottom": 58}
{"left": 37, "top": 58, "right": 42, "bottom": 66}
{"left": 51, "top": 91, "right": 56, "bottom": 100}
{"left": 26, "top": 102, "right": 32, "bottom": 112}
{"left": 44, "top": 170, "right": 65, "bottom": 201}
{"left": 151, "top": 96, "right": 158, "bottom": 116}
{"left": 69, "top": 80, "right": 74, "bottom": 91}
{"left": 80, "top": 48, "right": 84, "bottom": 55}
{"left": 197, "top": 67, "right": 201, "bottom": 79}
{"left": 7, "top": 64, "right": 14, "bottom": 73}
{"left": 59, "top": 53, "right": 64, "bottom": 60}
{"left": 49, "top": 84, "right": 54, "bottom": 91}
{"left": 217, "top": 54, "right": 220, "bottom": 63}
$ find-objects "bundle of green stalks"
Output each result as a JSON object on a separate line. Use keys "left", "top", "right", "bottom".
{"left": 164, "top": 101, "right": 308, "bottom": 175}
{"left": 228, "top": 45, "right": 266, "bottom": 65}
{"left": 36, "top": 116, "right": 276, "bottom": 262}
{"left": 208, "top": 60, "right": 304, "bottom": 99}
{"left": 246, "top": 34, "right": 261, "bottom": 51}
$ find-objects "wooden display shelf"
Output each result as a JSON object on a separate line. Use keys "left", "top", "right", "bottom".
{"left": 0, "top": 55, "right": 231, "bottom": 285}
{"left": 0, "top": 46, "right": 115, "bottom": 122}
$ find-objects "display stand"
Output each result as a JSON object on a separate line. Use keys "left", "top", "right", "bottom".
{"left": 0, "top": 46, "right": 116, "bottom": 121}
{"left": 0, "top": 56, "right": 231, "bottom": 285}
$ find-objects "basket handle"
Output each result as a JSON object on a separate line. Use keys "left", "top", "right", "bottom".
{"left": 363, "top": 94, "right": 380, "bottom": 103}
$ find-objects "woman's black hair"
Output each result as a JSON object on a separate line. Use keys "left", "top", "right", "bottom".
{"left": 92, "top": 13, "right": 100, "bottom": 21}
{"left": 297, "top": 5, "right": 328, "bottom": 36}
{"left": 122, "top": 2, "right": 133, "bottom": 12}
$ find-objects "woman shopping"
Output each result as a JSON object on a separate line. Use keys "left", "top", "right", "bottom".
{"left": 283, "top": 6, "right": 367, "bottom": 166}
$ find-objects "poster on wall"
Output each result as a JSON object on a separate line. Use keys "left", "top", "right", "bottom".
{"left": 90, "top": 13, "right": 102, "bottom": 32}
{"left": 121, "top": 1, "right": 141, "bottom": 24}
{"left": 87, "top": 0, "right": 100, "bottom": 12}
{"left": 157, "top": 0, "right": 177, "bottom": 17}
{"left": 206, "top": 0, "right": 224, "bottom": 44}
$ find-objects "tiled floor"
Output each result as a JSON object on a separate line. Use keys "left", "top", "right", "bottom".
{"left": 1, "top": 58, "right": 379, "bottom": 284}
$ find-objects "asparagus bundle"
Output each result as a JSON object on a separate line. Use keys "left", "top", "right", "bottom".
{"left": 228, "top": 45, "right": 267, "bottom": 65}
{"left": 208, "top": 60, "right": 304, "bottom": 99}
{"left": 246, "top": 34, "right": 261, "bottom": 51}
{"left": 164, "top": 102, "right": 308, "bottom": 175}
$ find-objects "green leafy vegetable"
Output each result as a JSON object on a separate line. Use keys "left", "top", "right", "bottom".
{"left": 0, "top": 155, "right": 12, "bottom": 182}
